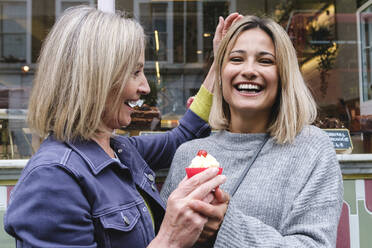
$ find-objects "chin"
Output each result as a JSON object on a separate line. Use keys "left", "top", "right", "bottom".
{"left": 120, "top": 119, "right": 132, "bottom": 127}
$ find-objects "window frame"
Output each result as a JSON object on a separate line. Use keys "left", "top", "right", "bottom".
{"left": 357, "top": 0, "right": 372, "bottom": 115}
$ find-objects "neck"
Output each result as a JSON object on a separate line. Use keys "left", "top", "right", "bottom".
{"left": 92, "top": 133, "right": 115, "bottom": 158}
{"left": 229, "top": 110, "right": 270, "bottom": 133}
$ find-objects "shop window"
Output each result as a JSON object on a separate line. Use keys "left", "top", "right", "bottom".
{"left": 0, "top": 1, "right": 27, "bottom": 63}
{"left": 133, "top": 0, "right": 230, "bottom": 64}
{"left": 125, "top": 0, "right": 231, "bottom": 125}
{"left": 0, "top": 0, "right": 96, "bottom": 160}
{"left": 56, "top": 0, "right": 95, "bottom": 18}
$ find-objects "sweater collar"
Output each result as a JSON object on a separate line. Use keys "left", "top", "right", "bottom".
{"left": 211, "top": 130, "right": 269, "bottom": 151}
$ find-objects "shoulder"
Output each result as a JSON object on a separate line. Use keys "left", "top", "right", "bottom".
{"left": 292, "top": 125, "right": 339, "bottom": 172}
{"left": 23, "top": 137, "right": 89, "bottom": 181}
{"left": 9, "top": 153, "right": 83, "bottom": 211}
{"left": 293, "top": 125, "right": 333, "bottom": 151}
{"left": 26, "top": 138, "right": 71, "bottom": 171}
{"left": 297, "top": 125, "right": 329, "bottom": 140}
{"left": 271, "top": 125, "right": 337, "bottom": 170}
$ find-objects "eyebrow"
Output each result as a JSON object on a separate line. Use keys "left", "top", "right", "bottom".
{"left": 230, "top": 50, "right": 276, "bottom": 59}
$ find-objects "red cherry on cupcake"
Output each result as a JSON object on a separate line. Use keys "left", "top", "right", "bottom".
{"left": 197, "top": 150, "right": 208, "bottom": 157}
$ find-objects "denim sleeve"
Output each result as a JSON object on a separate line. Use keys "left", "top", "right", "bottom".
{"left": 4, "top": 165, "right": 97, "bottom": 248}
{"left": 129, "top": 109, "right": 211, "bottom": 171}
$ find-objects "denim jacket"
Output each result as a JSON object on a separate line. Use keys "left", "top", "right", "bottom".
{"left": 4, "top": 110, "right": 210, "bottom": 248}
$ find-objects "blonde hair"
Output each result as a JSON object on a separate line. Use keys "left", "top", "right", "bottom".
{"left": 28, "top": 6, "right": 145, "bottom": 141}
{"left": 210, "top": 15, "right": 317, "bottom": 144}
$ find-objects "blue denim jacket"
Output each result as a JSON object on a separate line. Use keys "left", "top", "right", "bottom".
{"left": 4, "top": 110, "right": 210, "bottom": 248}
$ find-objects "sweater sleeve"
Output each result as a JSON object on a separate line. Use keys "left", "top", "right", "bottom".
{"left": 214, "top": 139, "right": 343, "bottom": 248}
{"left": 189, "top": 85, "right": 213, "bottom": 122}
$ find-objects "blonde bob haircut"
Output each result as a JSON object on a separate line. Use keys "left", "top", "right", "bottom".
{"left": 27, "top": 6, "right": 145, "bottom": 141}
{"left": 209, "top": 15, "right": 317, "bottom": 144}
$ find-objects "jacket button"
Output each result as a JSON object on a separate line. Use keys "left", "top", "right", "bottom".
{"left": 117, "top": 149, "right": 123, "bottom": 153}
{"left": 122, "top": 215, "right": 130, "bottom": 226}
{"left": 151, "top": 184, "right": 157, "bottom": 192}
{"left": 146, "top": 173, "right": 154, "bottom": 182}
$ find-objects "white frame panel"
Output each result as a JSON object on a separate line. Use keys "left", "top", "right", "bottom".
{"left": 97, "top": 0, "right": 114, "bottom": 13}
{"left": 357, "top": 0, "right": 372, "bottom": 115}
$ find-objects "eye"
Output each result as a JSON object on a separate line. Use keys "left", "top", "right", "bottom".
{"left": 229, "top": 56, "right": 243, "bottom": 62}
{"left": 133, "top": 67, "right": 143, "bottom": 77}
{"left": 259, "top": 58, "right": 275, "bottom": 65}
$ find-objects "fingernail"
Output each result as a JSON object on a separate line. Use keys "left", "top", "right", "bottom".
{"left": 211, "top": 167, "right": 219, "bottom": 173}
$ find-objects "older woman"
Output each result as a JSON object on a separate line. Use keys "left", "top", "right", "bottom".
{"left": 161, "top": 15, "right": 343, "bottom": 247}
{"left": 3, "top": 6, "right": 240, "bottom": 248}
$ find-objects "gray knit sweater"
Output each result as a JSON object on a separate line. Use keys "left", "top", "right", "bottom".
{"left": 160, "top": 125, "right": 343, "bottom": 248}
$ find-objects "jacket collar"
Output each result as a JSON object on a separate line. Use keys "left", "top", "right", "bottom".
{"left": 65, "top": 135, "right": 129, "bottom": 175}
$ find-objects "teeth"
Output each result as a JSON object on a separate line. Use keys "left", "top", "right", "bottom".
{"left": 237, "top": 84, "right": 261, "bottom": 90}
{"left": 127, "top": 99, "right": 144, "bottom": 108}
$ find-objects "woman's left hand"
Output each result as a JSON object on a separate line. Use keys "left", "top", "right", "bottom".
{"left": 190, "top": 188, "right": 230, "bottom": 246}
{"left": 203, "top": 13, "right": 243, "bottom": 93}
{"left": 213, "top": 13, "right": 243, "bottom": 57}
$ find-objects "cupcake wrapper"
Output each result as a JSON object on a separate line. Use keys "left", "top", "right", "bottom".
{"left": 185, "top": 167, "right": 223, "bottom": 178}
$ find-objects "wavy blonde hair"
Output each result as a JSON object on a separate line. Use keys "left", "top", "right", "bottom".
{"left": 27, "top": 6, "right": 145, "bottom": 141}
{"left": 209, "top": 15, "right": 317, "bottom": 144}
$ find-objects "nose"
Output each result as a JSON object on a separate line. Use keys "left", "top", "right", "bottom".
{"left": 241, "top": 61, "right": 258, "bottom": 80}
{"left": 138, "top": 76, "right": 150, "bottom": 95}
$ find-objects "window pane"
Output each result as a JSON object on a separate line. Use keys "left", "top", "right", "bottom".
{"left": 0, "top": 2, "right": 27, "bottom": 62}
{"left": 0, "top": 0, "right": 96, "bottom": 161}
{"left": 140, "top": 2, "right": 168, "bottom": 61}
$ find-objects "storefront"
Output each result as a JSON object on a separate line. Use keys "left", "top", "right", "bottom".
{"left": 0, "top": 0, "right": 371, "bottom": 247}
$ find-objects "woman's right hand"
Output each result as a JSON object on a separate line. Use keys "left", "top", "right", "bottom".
{"left": 149, "top": 168, "right": 226, "bottom": 248}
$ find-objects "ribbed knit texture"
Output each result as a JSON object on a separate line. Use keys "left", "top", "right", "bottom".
{"left": 160, "top": 125, "right": 343, "bottom": 247}
{"left": 189, "top": 85, "right": 213, "bottom": 122}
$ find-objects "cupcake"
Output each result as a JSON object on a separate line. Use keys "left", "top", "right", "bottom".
{"left": 185, "top": 150, "right": 222, "bottom": 178}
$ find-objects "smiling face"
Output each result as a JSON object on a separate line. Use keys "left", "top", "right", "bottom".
{"left": 221, "top": 28, "right": 279, "bottom": 132}
{"left": 103, "top": 51, "right": 150, "bottom": 130}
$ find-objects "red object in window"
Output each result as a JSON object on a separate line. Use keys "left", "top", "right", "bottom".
{"left": 186, "top": 96, "right": 194, "bottom": 109}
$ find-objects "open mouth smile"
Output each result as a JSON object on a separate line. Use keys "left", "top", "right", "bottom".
{"left": 125, "top": 99, "right": 144, "bottom": 108}
{"left": 234, "top": 83, "right": 263, "bottom": 94}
